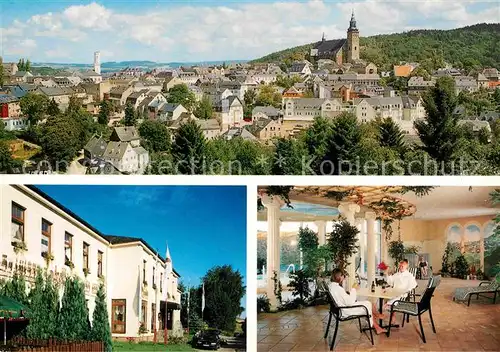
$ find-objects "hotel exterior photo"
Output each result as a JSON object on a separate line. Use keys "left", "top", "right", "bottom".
{"left": 0, "top": 184, "right": 182, "bottom": 340}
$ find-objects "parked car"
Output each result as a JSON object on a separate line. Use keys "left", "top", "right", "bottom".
{"left": 193, "top": 329, "right": 221, "bottom": 350}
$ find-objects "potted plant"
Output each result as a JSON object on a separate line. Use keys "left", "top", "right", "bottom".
{"left": 65, "top": 258, "right": 75, "bottom": 269}
{"left": 327, "top": 218, "right": 359, "bottom": 275}
{"left": 12, "top": 241, "right": 27, "bottom": 254}
{"left": 83, "top": 268, "right": 90, "bottom": 277}
{"left": 42, "top": 251, "right": 55, "bottom": 265}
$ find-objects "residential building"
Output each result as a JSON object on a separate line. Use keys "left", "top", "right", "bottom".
{"left": 252, "top": 106, "right": 281, "bottom": 121}
{"left": 158, "top": 103, "right": 188, "bottom": 122}
{"left": 247, "top": 118, "right": 283, "bottom": 142}
{"left": 13, "top": 71, "right": 33, "bottom": 83}
{"left": 289, "top": 62, "right": 312, "bottom": 76}
{"left": 215, "top": 96, "right": 244, "bottom": 131}
{"left": 102, "top": 141, "right": 149, "bottom": 174}
{"left": 0, "top": 94, "right": 26, "bottom": 131}
{"left": 0, "top": 185, "right": 182, "bottom": 340}
{"left": 407, "top": 76, "right": 436, "bottom": 92}
{"left": 283, "top": 97, "right": 343, "bottom": 122}
{"left": 454, "top": 76, "right": 478, "bottom": 94}
{"left": 110, "top": 126, "right": 141, "bottom": 147}
{"left": 108, "top": 86, "right": 134, "bottom": 106}
{"left": 196, "top": 118, "right": 221, "bottom": 140}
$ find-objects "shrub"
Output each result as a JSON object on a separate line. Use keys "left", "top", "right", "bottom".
{"left": 257, "top": 296, "right": 271, "bottom": 313}
{"left": 454, "top": 255, "right": 469, "bottom": 279}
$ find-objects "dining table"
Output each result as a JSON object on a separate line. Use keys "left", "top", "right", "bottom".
{"left": 357, "top": 286, "right": 407, "bottom": 328}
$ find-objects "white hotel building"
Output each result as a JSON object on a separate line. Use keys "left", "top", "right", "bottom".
{"left": 0, "top": 185, "right": 182, "bottom": 340}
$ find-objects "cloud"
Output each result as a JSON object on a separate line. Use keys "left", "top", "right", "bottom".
{"left": 1, "top": 0, "right": 498, "bottom": 62}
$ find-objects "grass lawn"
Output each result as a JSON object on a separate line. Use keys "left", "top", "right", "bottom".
{"left": 113, "top": 341, "right": 196, "bottom": 351}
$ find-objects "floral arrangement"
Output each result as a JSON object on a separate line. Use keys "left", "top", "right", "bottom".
{"left": 377, "top": 262, "right": 388, "bottom": 271}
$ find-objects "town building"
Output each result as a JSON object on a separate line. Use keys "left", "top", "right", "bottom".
{"left": 0, "top": 94, "right": 26, "bottom": 131}
{"left": 0, "top": 185, "right": 182, "bottom": 340}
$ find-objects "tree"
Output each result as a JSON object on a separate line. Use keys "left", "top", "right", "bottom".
{"left": 243, "top": 89, "right": 256, "bottom": 106}
{"left": 58, "top": 276, "right": 91, "bottom": 340}
{"left": 98, "top": 100, "right": 112, "bottom": 125}
{"left": 91, "top": 283, "right": 112, "bottom": 352}
{"left": 203, "top": 265, "right": 245, "bottom": 332}
{"left": 47, "top": 99, "right": 60, "bottom": 117}
{"left": 26, "top": 269, "right": 45, "bottom": 338}
{"left": 288, "top": 270, "right": 311, "bottom": 305}
{"left": 25, "top": 59, "right": 31, "bottom": 72}
{"left": 168, "top": 84, "right": 196, "bottom": 111}
{"left": 0, "top": 142, "right": 20, "bottom": 173}
{"left": 388, "top": 240, "right": 406, "bottom": 265}
{"left": 193, "top": 96, "right": 213, "bottom": 120}
{"left": 414, "top": 76, "right": 461, "bottom": 166}
{"left": 326, "top": 219, "right": 359, "bottom": 274}
{"left": 66, "top": 95, "right": 83, "bottom": 115}
{"left": 20, "top": 93, "right": 49, "bottom": 124}
{"left": 0, "top": 56, "right": 4, "bottom": 86}
{"left": 255, "top": 85, "right": 282, "bottom": 108}
{"left": 172, "top": 119, "right": 207, "bottom": 174}
{"left": 377, "top": 117, "right": 406, "bottom": 153}
{"left": 41, "top": 114, "right": 84, "bottom": 170}
{"left": 2, "top": 271, "right": 27, "bottom": 304}
{"left": 302, "top": 116, "right": 334, "bottom": 174}
{"left": 272, "top": 138, "right": 307, "bottom": 175}
{"left": 324, "top": 112, "right": 362, "bottom": 175}
{"left": 454, "top": 255, "right": 469, "bottom": 279}
{"left": 123, "top": 103, "right": 137, "bottom": 126}
{"left": 138, "top": 120, "right": 171, "bottom": 152}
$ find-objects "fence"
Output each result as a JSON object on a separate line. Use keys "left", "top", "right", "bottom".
{"left": 5, "top": 337, "right": 104, "bottom": 352}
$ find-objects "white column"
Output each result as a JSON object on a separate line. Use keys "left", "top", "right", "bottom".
{"left": 366, "top": 211, "right": 376, "bottom": 287}
{"left": 355, "top": 217, "right": 365, "bottom": 280}
{"left": 315, "top": 220, "right": 327, "bottom": 246}
{"left": 480, "top": 238, "right": 484, "bottom": 272}
{"left": 338, "top": 202, "right": 360, "bottom": 287}
{"left": 261, "top": 195, "right": 282, "bottom": 310}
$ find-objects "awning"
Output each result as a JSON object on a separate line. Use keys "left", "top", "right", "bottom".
{"left": 0, "top": 296, "right": 28, "bottom": 319}
{"left": 1, "top": 296, "right": 29, "bottom": 345}
{"left": 160, "top": 301, "right": 181, "bottom": 310}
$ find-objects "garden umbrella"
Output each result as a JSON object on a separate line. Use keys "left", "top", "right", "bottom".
{"left": 0, "top": 295, "right": 29, "bottom": 345}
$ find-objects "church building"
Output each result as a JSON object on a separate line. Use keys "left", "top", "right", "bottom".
{"left": 310, "top": 11, "right": 360, "bottom": 65}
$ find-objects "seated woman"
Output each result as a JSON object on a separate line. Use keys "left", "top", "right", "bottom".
{"left": 418, "top": 256, "right": 428, "bottom": 278}
{"left": 329, "top": 269, "right": 386, "bottom": 335}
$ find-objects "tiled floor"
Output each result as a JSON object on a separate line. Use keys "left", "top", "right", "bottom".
{"left": 257, "top": 278, "right": 500, "bottom": 351}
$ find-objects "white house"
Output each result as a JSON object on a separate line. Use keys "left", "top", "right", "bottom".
{"left": 0, "top": 185, "right": 182, "bottom": 340}
{"left": 158, "top": 103, "right": 188, "bottom": 122}
{"left": 216, "top": 96, "right": 244, "bottom": 131}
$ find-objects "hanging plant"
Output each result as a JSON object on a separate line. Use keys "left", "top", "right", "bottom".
{"left": 258, "top": 186, "right": 294, "bottom": 211}
{"left": 399, "top": 186, "right": 435, "bottom": 197}
{"left": 83, "top": 268, "right": 90, "bottom": 277}
{"left": 65, "top": 259, "right": 75, "bottom": 269}
{"left": 272, "top": 270, "right": 282, "bottom": 306}
{"left": 324, "top": 190, "right": 354, "bottom": 201}
{"left": 12, "top": 241, "right": 27, "bottom": 254}
{"left": 42, "top": 251, "right": 55, "bottom": 265}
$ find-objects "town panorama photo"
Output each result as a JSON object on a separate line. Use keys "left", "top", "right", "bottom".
{"left": 0, "top": 0, "right": 499, "bottom": 175}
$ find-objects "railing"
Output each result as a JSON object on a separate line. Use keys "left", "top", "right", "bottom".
{"left": 5, "top": 337, "right": 104, "bottom": 352}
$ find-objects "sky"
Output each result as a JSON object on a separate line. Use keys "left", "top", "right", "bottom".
{"left": 34, "top": 184, "right": 247, "bottom": 315}
{"left": 1, "top": 0, "right": 498, "bottom": 63}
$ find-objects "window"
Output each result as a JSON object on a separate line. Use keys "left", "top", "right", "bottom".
{"left": 11, "top": 202, "right": 25, "bottom": 243}
{"left": 83, "top": 242, "right": 89, "bottom": 271}
{"left": 151, "top": 303, "right": 156, "bottom": 331}
{"left": 41, "top": 219, "right": 51, "bottom": 256}
{"left": 112, "top": 299, "right": 126, "bottom": 333}
{"left": 97, "top": 251, "right": 103, "bottom": 277}
{"left": 152, "top": 266, "right": 156, "bottom": 286}
{"left": 65, "top": 232, "right": 73, "bottom": 264}
{"left": 141, "top": 300, "right": 147, "bottom": 328}
{"left": 143, "top": 260, "right": 147, "bottom": 284}
{"left": 160, "top": 273, "right": 163, "bottom": 292}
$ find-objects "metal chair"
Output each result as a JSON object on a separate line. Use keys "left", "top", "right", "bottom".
{"left": 387, "top": 275, "right": 441, "bottom": 343}
{"left": 318, "top": 281, "right": 374, "bottom": 350}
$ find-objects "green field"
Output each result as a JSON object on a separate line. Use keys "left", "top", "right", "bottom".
{"left": 113, "top": 341, "right": 196, "bottom": 351}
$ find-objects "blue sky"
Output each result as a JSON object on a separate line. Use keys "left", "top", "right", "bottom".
{"left": 34, "top": 184, "right": 247, "bottom": 314}
{"left": 1, "top": 0, "right": 498, "bottom": 63}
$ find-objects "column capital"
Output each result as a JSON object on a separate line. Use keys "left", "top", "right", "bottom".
{"left": 365, "top": 211, "right": 377, "bottom": 220}
{"left": 338, "top": 202, "right": 360, "bottom": 215}
{"left": 260, "top": 194, "right": 283, "bottom": 209}
{"left": 314, "top": 220, "right": 326, "bottom": 226}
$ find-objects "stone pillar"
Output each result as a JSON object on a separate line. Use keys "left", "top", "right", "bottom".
{"left": 315, "top": 220, "right": 327, "bottom": 246}
{"left": 338, "top": 202, "right": 360, "bottom": 287}
{"left": 261, "top": 195, "right": 282, "bottom": 310}
{"left": 355, "top": 217, "right": 365, "bottom": 279}
{"left": 366, "top": 212, "right": 376, "bottom": 287}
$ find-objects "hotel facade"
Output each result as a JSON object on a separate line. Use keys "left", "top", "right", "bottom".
{"left": 0, "top": 185, "right": 182, "bottom": 339}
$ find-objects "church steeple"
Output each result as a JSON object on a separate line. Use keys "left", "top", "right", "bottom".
{"left": 348, "top": 10, "right": 358, "bottom": 32}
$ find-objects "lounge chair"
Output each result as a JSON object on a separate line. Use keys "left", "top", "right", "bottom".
{"left": 452, "top": 275, "right": 500, "bottom": 306}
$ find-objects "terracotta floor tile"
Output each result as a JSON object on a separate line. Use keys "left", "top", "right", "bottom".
{"left": 258, "top": 343, "right": 277, "bottom": 352}
{"left": 269, "top": 343, "right": 297, "bottom": 352}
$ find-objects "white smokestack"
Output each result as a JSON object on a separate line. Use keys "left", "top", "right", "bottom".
{"left": 94, "top": 51, "right": 101, "bottom": 75}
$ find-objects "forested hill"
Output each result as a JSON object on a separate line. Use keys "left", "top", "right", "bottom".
{"left": 252, "top": 23, "right": 500, "bottom": 71}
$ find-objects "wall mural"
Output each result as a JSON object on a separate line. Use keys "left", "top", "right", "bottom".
{"left": 445, "top": 221, "right": 500, "bottom": 278}
{"left": 484, "top": 221, "right": 500, "bottom": 278}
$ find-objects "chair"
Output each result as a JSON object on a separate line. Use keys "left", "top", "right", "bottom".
{"left": 387, "top": 275, "right": 441, "bottom": 343}
{"left": 318, "top": 281, "right": 374, "bottom": 351}
{"left": 452, "top": 275, "right": 499, "bottom": 306}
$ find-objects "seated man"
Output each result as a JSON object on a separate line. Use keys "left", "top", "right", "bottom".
{"left": 329, "top": 269, "right": 386, "bottom": 335}
{"left": 384, "top": 259, "right": 418, "bottom": 320}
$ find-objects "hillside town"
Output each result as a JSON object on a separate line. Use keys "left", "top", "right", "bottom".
{"left": 0, "top": 12, "right": 499, "bottom": 174}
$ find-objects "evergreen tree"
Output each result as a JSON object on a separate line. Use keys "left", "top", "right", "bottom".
{"left": 43, "top": 273, "right": 59, "bottom": 339}
{"left": 58, "top": 276, "right": 91, "bottom": 340}
{"left": 414, "top": 76, "right": 461, "bottom": 165}
{"left": 123, "top": 103, "right": 137, "bottom": 126}
{"left": 272, "top": 138, "right": 307, "bottom": 175}
{"left": 324, "top": 112, "right": 362, "bottom": 175}
{"left": 26, "top": 269, "right": 46, "bottom": 338}
{"left": 203, "top": 265, "right": 245, "bottom": 332}
{"left": 3, "top": 271, "right": 27, "bottom": 304}
{"left": 377, "top": 117, "right": 406, "bottom": 153}
{"left": 91, "top": 283, "right": 112, "bottom": 351}
{"left": 47, "top": 99, "right": 60, "bottom": 117}
{"left": 25, "top": 59, "right": 31, "bottom": 72}
{"left": 172, "top": 119, "right": 207, "bottom": 174}
{"left": 98, "top": 100, "right": 112, "bottom": 125}
{"left": 302, "top": 116, "right": 334, "bottom": 174}
{"left": 138, "top": 120, "right": 171, "bottom": 152}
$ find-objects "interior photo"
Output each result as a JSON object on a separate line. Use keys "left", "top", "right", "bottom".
{"left": 257, "top": 186, "right": 500, "bottom": 352}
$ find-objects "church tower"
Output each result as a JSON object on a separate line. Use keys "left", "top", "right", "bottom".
{"left": 346, "top": 10, "right": 360, "bottom": 63}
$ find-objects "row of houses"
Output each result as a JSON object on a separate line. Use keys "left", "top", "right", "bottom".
{"left": 1, "top": 184, "right": 182, "bottom": 339}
